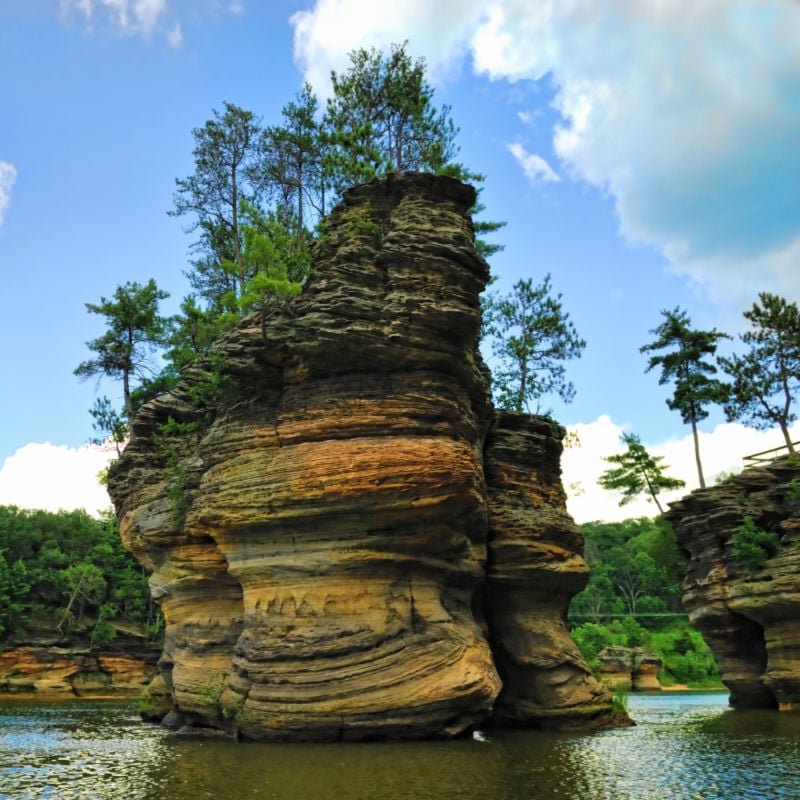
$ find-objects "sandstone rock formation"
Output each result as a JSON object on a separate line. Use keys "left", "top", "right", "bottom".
{"left": 596, "top": 647, "right": 662, "bottom": 692}
{"left": 108, "top": 172, "right": 614, "bottom": 740}
{"left": 666, "top": 455, "right": 800, "bottom": 710}
{"left": 485, "top": 413, "right": 615, "bottom": 727}
{"left": 0, "top": 635, "right": 159, "bottom": 698}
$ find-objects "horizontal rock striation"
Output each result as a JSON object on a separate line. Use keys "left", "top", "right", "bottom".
{"left": 485, "top": 412, "right": 613, "bottom": 728}
{"left": 666, "top": 456, "right": 800, "bottom": 710}
{"left": 109, "top": 172, "right": 614, "bottom": 740}
{"left": 0, "top": 635, "right": 159, "bottom": 698}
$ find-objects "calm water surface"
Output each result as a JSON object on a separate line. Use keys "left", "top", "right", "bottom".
{"left": 1, "top": 693, "right": 799, "bottom": 800}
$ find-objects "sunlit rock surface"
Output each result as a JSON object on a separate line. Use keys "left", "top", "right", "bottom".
{"left": 485, "top": 413, "right": 614, "bottom": 728}
{"left": 0, "top": 636, "right": 159, "bottom": 698}
{"left": 667, "top": 456, "right": 800, "bottom": 710}
{"left": 108, "top": 172, "right": 614, "bottom": 740}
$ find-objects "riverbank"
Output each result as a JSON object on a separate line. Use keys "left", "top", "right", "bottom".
{"left": 0, "top": 631, "right": 159, "bottom": 699}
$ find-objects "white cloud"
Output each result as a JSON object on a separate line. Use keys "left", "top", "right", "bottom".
{"left": 167, "top": 21, "right": 183, "bottom": 47}
{"left": 227, "top": 1, "right": 244, "bottom": 15}
{"left": 563, "top": 415, "right": 800, "bottom": 524}
{"left": 0, "top": 443, "right": 114, "bottom": 517}
{"left": 474, "top": 1, "right": 800, "bottom": 302}
{"left": 60, "top": 0, "right": 173, "bottom": 41}
{"left": 291, "top": 0, "right": 486, "bottom": 97}
{"left": 0, "top": 161, "right": 18, "bottom": 227}
{"left": 508, "top": 142, "right": 559, "bottom": 184}
{"left": 291, "top": 0, "right": 800, "bottom": 302}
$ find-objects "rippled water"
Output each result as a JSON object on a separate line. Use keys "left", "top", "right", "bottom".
{"left": 1, "top": 693, "right": 799, "bottom": 799}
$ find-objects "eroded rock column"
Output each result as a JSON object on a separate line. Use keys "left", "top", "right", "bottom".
{"left": 484, "top": 412, "right": 614, "bottom": 729}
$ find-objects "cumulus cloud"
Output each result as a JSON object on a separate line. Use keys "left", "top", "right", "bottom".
{"left": 508, "top": 142, "right": 559, "bottom": 184}
{"left": 563, "top": 415, "right": 800, "bottom": 524}
{"left": 0, "top": 443, "right": 114, "bottom": 517}
{"left": 291, "top": 0, "right": 486, "bottom": 97}
{"left": 291, "top": 0, "right": 800, "bottom": 300}
{"left": 0, "top": 161, "right": 18, "bottom": 227}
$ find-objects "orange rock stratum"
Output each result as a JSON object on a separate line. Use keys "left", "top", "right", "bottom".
{"left": 108, "top": 173, "right": 615, "bottom": 740}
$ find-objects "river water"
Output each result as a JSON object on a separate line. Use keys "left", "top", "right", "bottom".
{"left": 1, "top": 693, "right": 799, "bottom": 800}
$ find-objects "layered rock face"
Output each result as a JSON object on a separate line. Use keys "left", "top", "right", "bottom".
{"left": 596, "top": 647, "right": 662, "bottom": 692}
{"left": 485, "top": 413, "right": 614, "bottom": 728}
{"left": 109, "top": 173, "right": 613, "bottom": 740}
{"left": 666, "top": 456, "right": 800, "bottom": 710}
{"left": 0, "top": 636, "right": 159, "bottom": 698}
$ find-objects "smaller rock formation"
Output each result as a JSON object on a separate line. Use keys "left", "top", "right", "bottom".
{"left": 667, "top": 455, "right": 800, "bottom": 710}
{"left": 485, "top": 413, "right": 614, "bottom": 728}
{"left": 597, "top": 647, "right": 662, "bottom": 692}
{"left": 0, "top": 634, "right": 159, "bottom": 698}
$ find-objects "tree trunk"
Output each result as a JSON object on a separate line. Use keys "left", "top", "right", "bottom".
{"left": 780, "top": 420, "right": 795, "bottom": 454}
{"left": 642, "top": 469, "right": 665, "bottom": 514}
{"left": 57, "top": 574, "right": 85, "bottom": 634}
{"left": 123, "top": 369, "right": 133, "bottom": 429}
{"left": 691, "top": 417, "right": 706, "bottom": 488}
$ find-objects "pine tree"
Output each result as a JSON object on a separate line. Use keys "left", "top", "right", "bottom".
{"left": 484, "top": 275, "right": 585, "bottom": 412}
{"left": 598, "top": 433, "right": 686, "bottom": 514}
{"left": 719, "top": 293, "right": 800, "bottom": 453}
{"left": 640, "top": 307, "right": 729, "bottom": 488}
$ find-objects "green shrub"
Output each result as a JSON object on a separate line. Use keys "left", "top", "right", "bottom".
{"left": 730, "top": 516, "right": 781, "bottom": 575}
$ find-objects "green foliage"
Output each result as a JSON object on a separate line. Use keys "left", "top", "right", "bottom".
{"left": 598, "top": 433, "right": 685, "bottom": 515}
{"left": 171, "top": 102, "right": 270, "bottom": 306}
{"left": 649, "top": 625, "right": 721, "bottom": 686}
{"left": 89, "top": 396, "right": 128, "bottom": 455}
{"left": 719, "top": 293, "right": 800, "bottom": 453}
{"left": 154, "top": 417, "right": 202, "bottom": 530}
{"left": 483, "top": 274, "right": 586, "bottom": 412}
{"left": 572, "top": 519, "right": 684, "bottom": 619}
{"left": 199, "top": 670, "right": 228, "bottom": 709}
{"left": 713, "top": 468, "right": 740, "bottom": 486}
{"left": 265, "top": 83, "right": 327, "bottom": 222}
{"left": 640, "top": 307, "right": 729, "bottom": 488}
{"left": 0, "top": 507, "right": 157, "bottom": 643}
{"left": 570, "top": 518, "right": 719, "bottom": 686}
{"left": 79, "top": 46, "right": 506, "bottom": 461}
{"left": 786, "top": 479, "right": 800, "bottom": 502}
{"left": 74, "top": 279, "right": 172, "bottom": 424}
{"left": 730, "top": 516, "right": 781, "bottom": 575}
{"left": 612, "top": 685, "right": 630, "bottom": 714}
{"left": 0, "top": 551, "right": 31, "bottom": 639}
{"left": 322, "top": 41, "right": 459, "bottom": 192}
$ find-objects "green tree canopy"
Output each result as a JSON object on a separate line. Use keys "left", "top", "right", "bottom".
{"left": 265, "top": 83, "right": 328, "bottom": 225}
{"left": 0, "top": 506, "right": 156, "bottom": 644}
{"left": 598, "top": 433, "right": 686, "bottom": 514}
{"left": 640, "top": 307, "right": 729, "bottom": 488}
{"left": 322, "top": 42, "right": 459, "bottom": 192}
{"left": 171, "top": 102, "right": 269, "bottom": 308}
{"left": 484, "top": 274, "right": 586, "bottom": 412}
{"left": 719, "top": 292, "right": 800, "bottom": 453}
{"left": 74, "top": 279, "right": 172, "bottom": 426}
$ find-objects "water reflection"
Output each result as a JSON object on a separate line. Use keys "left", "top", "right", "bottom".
{"left": 1, "top": 694, "right": 799, "bottom": 800}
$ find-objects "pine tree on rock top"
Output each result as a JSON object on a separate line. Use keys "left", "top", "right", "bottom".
{"left": 719, "top": 292, "right": 800, "bottom": 454}
{"left": 640, "top": 307, "right": 729, "bottom": 489}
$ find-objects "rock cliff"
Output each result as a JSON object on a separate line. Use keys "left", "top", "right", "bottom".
{"left": 108, "top": 172, "right": 614, "bottom": 740}
{"left": 0, "top": 633, "right": 159, "bottom": 698}
{"left": 666, "top": 455, "right": 800, "bottom": 709}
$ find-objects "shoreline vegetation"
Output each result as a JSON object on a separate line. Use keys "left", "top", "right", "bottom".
{"left": 568, "top": 518, "right": 723, "bottom": 690}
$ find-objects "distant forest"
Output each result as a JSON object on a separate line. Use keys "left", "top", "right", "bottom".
{"left": 0, "top": 505, "right": 159, "bottom": 647}
{"left": 569, "top": 518, "right": 720, "bottom": 687}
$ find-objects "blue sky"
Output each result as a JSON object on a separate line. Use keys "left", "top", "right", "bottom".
{"left": 1, "top": 1, "right": 798, "bottom": 520}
